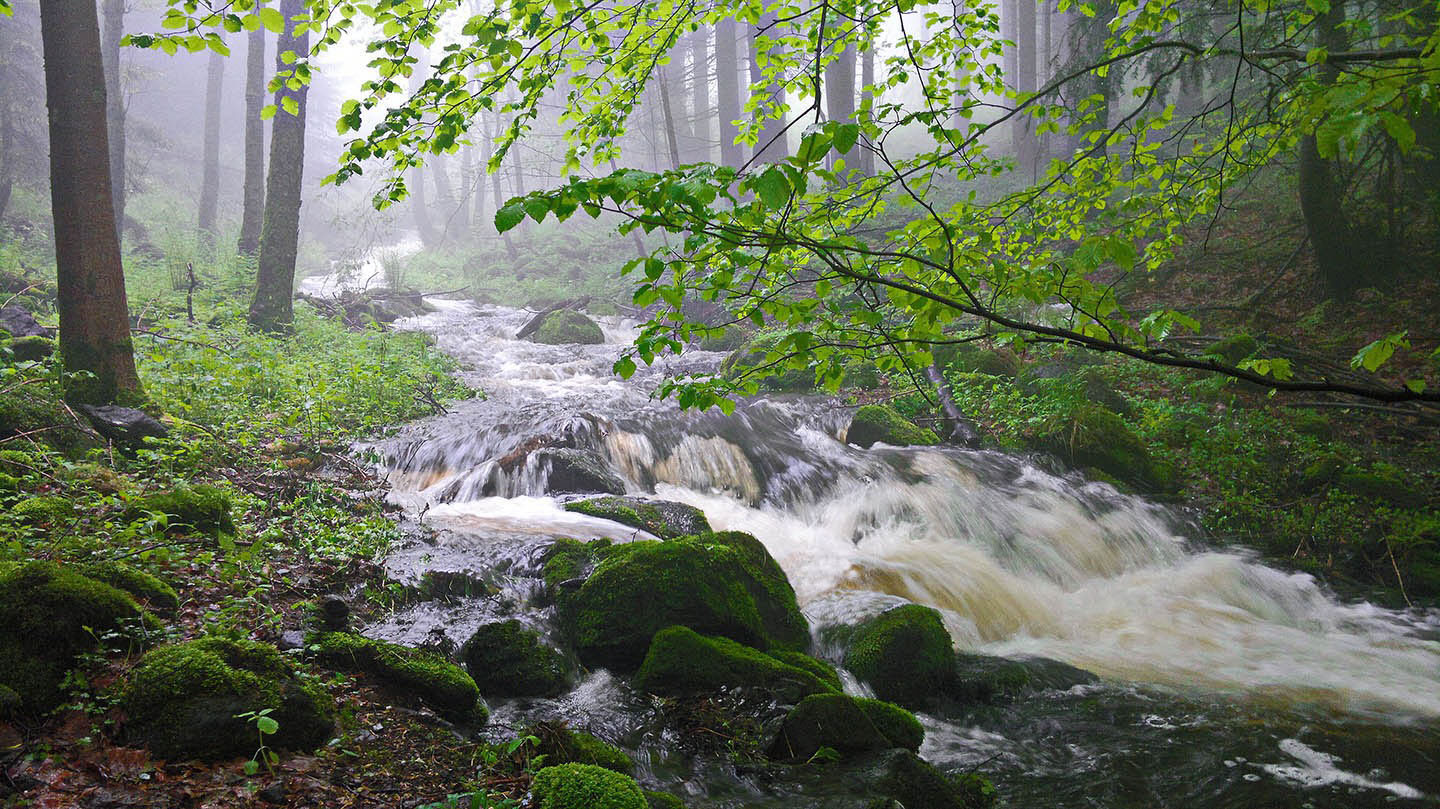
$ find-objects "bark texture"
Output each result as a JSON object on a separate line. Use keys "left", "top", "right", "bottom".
{"left": 749, "top": 13, "right": 788, "bottom": 163}
{"left": 238, "top": 25, "right": 267, "bottom": 255}
{"left": 715, "top": 18, "right": 743, "bottom": 167}
{"left": 248, "top": 0, "right": 309, "bottom": 333}
{"left": 101, "top": 0, "right": 125, "bottom": 241}
{"left": 1298, "top": 2, "right": 1361, "bottom": 299}
{"left": 39, "top": 0, "right": 143, "bottom": 403}
{"left": 197, "top": 48, "right": 225, "bottom": 241}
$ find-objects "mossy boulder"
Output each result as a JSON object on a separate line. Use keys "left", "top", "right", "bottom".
{"left": 65, "top": 462, "right": 130, "bottom": 495}
{"left": 842, "top": 604, "right": 953, "bottom": 709}
{"left": 529, "top": 310, "right": 605, "bottom": 345}
{"left": 634, "top": 626, "right": 837, "bottom": 700}
{"left": 846, "top": 405, "right": 939, "bottom": 449}
{"left": 80, "top": 561, "right": 179, "bottom": 610}
{"left": 643, "top": 789, "right": 687, "bottom": 809}
{"left": 1025, "top": 404, "right": 1158, "bottom": 490}
{"left": 949, "top": 653, "right": 1095, "bottom": 704}
{"left": 125, "top": 484, "right": 235, "bottom": 537}
{"left": 1203, "top": 333, "right": 1259, "bottom": 365}
{"left": 720, "top": 334, "right": 818, "bottom": 392}
{"left": 461, "top": 620, "right": 572, "bottom": 697}
{"left": 542, "top": 538, "right": 614, "bottom": 611}
{"left": 568, "top": 532, "right": 809, "bottom": 671}
{"left": 768, "top": 693, "right": 923, "bottom": 760}
{"left": 1337, "top": 466, "right": 1426, "bottom": 510}
{"left": 2, "top": 335, "right": 54, "bottom": 362}
{"left": 528, "top": 721, "right": 634, "bottom": 773}
{"left": 857, "top": 749, "right": 997, "bottom": 809}
{"left": 10, "top": 494, "right": 75, "bottom": 527}
{"left": 0, "top": 384, "right": 95, "bottom": 454}
{"left": 0, "top": 561, "right": 160, "bottom": 712}
{"left": 529, "top": 763, "right": 647, "bottom": 809}
{"left": 310, "top": 631, "right": 486, "bottom": 721}
{"left": 766, "top": 649, "right": 843, "bottom": 691}
{"left": 564, "top": 496, "right": 711, "bottom": 539}
{"left": 939, "top": 344, "right": 1023, "bottom": 378}
{"left": 122, "top": 637, "right": 334, "bottom": 761}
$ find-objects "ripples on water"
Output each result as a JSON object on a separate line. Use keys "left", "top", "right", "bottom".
{"left": 364, "top": 298, "right": 1439, "bottom": 807}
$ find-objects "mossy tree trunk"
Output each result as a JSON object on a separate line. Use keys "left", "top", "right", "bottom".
{"left": 197, "top": 48, "right": 225, "bottom": 245}
{"left": 237, "top": 25, "right": 267, "bottom": 255}
{"left": 40, "top": 0, "right": 143, "bottom": 404}
{"left": 248, "top": 0, "right": 308, "bottom": 334}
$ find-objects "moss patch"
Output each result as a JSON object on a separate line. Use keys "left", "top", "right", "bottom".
{"left": 528, "top": 720, "right": 634, "bottom": 774}
{"left": 0, "top": 561, "right": 159, "bottom": 712}
{"left": 1025, "top": 404, "right": 1160, "bottom": 490}
{"left": 842, "top": 604, "right": 953, "bottom": 709}
{"left": 80, "top": 560, "right": 180, "bottom": 610}
{"left": 634, "top": 626, "right": 837, "bottom": 699}
{"left": 124, "top": 484, "right": 235, "bottom": 537}
{"left": 846, "top": 405, "right": 939, "bottom": 448}
{"left": 122, "top": 637, "right": 334, "bottom": 761}
{"left": 568, "top": 532, "right": 808, "bottom": 671}
{"left": 768, "top": 693, "right": 923, "bottom": 760}
{"left": 529, "top": 763, "right": 647, "bottom": 809}
{"left": 643, "top": 789, "right": 687, "bottom": 809}
{"left": 9, "top": 495, "right": 74, "bottom": 527}
{"left": 765, "top": 649, "right": 843, "bottom": 691}
{"left": 564, "top": 496, "right": 711, "bottom": 539}
{"left": 460, "top": 619, "right": 572, "bottom": 697}
{"left": 310, "top": 631, "right": 485, "bottom": 721}
{"left": 530, "top": 310, "right": 605, "bottom": 345}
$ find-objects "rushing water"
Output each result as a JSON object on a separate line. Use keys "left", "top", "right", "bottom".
{"left": 366, "top": 297, "right": 1440, "bottom": 808}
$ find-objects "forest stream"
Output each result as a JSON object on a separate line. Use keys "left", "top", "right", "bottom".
{"left": 359, "top": 296, "right": 1439, "bottom": 809}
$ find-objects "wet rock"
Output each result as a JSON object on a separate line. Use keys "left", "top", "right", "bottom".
{"left": 318, "top": 594, "right": 350, "bottom": 630}
{"left": 567, "top": 532, "right": 810, "bottom": 671}
{"left": 845, "top": 405, "right": 939, "bottom": 448}
{"left": 564, "top": 495, "right": 711, "bottom": 539}
{"left": 257, "top": 782, "right": 287, "bottom": 804}
{"left": 460, "top": 619, "right": 573, "bottom": 697}
{"left": 948, "top": 653, "right": 1096, "bottom": 703}
{"left": 633, "top": 626, "right": 836, "bottom": 701}
{"left": 3, "top": 335, "right": 53, "bottom": 362}
{"left": 309, "top": 631, "right": 486, "bottom": 722}
{"left": 842, "top": 604, "right": 954, "bottom": 710}
{"left": 535, "top": 448, "right": 626, "bottom": 495}
{"left": 77, "top": 405, "right": 169, "bottom": 446}
{"left": 528, "top": 721, "right": 634, "bottom": 774}
{"left": 768, "top": 693, "right": 923, "bottom": 760}
{"left": 0, "top": 562, "right": 160, "bottom": 713}
{"left": 529, "top": 763, "right": 646, "bottom": 809}
{"left": 0, "top": 305, "right": 49, "bottom": 338}
{"left": 277, "top": 630, "right": 307, "bottom": 651}
{"left": 78, "top": 561, "right": 179, "bottom": 611}
{"left": 523, "top": 309, "right": 605, "bottom": 345}
{"left": 642, "top": 789, "right": 687, "bottom": 809}
{"left": 1023, "top": 404, "right": 1161, "bottom": 490}
{"left": 122, "top": 637, "right": 334, "bottom": 761}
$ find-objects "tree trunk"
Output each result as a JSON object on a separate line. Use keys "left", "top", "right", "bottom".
{"left": 659, "top": 69, "right": 683, "bottom": 169}
{"left": 749, "top": 13, "right": 788, "bottom": 163}
{"left": 473, "top": 110, "right": 488, "bottom": 227}
{"left": 1299, "top": 2, "right": 1361, "bottom": 299}
{"left": 237, "top": 25, "right": 267, "bottom": 255}
{"left": 1013, "top": 0, "right": 1038, "bottom": 178}
{"left": 197, "top": 48, "right": 225, "bottom": 243}
{"left": 715, "top": 18, "right": 744, "bottom": 167}
{"left": 248, "top": 0, "right": 308, "bottom": 333}
{"left": 0, "top": 81, "right": 12, "bottom": 224}
{"left": 491, "top": 116, "right": 516, "bottom": 259}
{"left": 433, "top": 156, "right": 465, "bottom": 234}
{"left": 824, "top": 11, "right": 856, "bottom": 170}
{"left": 411, "top": 166, "right": 439, "bottom": 247}
{"left": 101, "top": 0, "right": 125, "bottom": 243}
{"left": 858, "top": 44, "right": 874, "bottom": 174}
{"left": 39, "top": 0, "right": 142, "bottom": 403}
{"left": 690, "top": 29, "right": 711, "bottom": 162}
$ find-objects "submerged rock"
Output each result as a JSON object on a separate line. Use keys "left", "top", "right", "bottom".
{"left": 461, "top": 619, "right": 573, "bottom": 697}
{"left": 949, "top": 653, "right": 1096, "bottom": 703}
{"left": 535, "top": 448, "right": 627, "bottom": 495}
{"left": 0, "top": 561, "right": 160, "bottom": 713}
{"left": 525, "top": 309, "right": 605, "bottom": 345}
{"left": 564, "top": 495, "right": 711, "bottom": 539}
{"left": 529, "top": 763, "right": 647, "bottom": 809}
{"left": 77, "top": 404, "right": 169, "bottom": 445}
{"left": 846, "top": 405, "right": 939, "bottom": 448}
{"left": 122, "top": 637, "right": 334, "bottom": 761}
{"left": 567, "top": 532, "right": 809, "bottom": 671}
{"left": 310, "top": 631, "right": 486, "bottom": 721}
{"left": 842, "top": 604, "right": 954, "bottom": 709}
{"left": 633, "top": 626, "right": 836, "bottom": 700}
{"left": 768, "top": 693, "right": 923, "bottom": 760}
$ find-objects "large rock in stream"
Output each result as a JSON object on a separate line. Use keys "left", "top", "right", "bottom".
{"left": 564, "top": 531, "right": 810, "bottom": 671}
{"left": 563, "top": 495, "right": 710, "bottom": 539}
{"left": 841, "top": 604, "right": 955, "bottom": 709}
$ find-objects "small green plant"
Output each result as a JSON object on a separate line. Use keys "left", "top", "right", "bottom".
{"left": 235, "top": 708, "right": 281, "bottom": 775}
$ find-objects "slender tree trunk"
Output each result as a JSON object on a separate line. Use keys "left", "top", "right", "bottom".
{"left": 197, "top": 48, "right": 224, "bottom": 243}
{"left": 474, "top": 111, "right": 488, "bottom": 227}
{"left": 690, "top": 29, "right": 711, "bottom": 162}
{"left": 39, "top": 0, "right": 142, "bottom": 403}
{"left": 411, "top": 166, "right": 439, "bottom": 247}
{"left": 1299, "top": 3, "right": 1360, "bottom": 299}
{"left": 659, "top": 69, "right": 683, "bottom": 168}
{"left": 237, "top": 25, "right": 267, "bottom": 255}
{"left": 824, "top": 9, "right": 856, "bottom": 170}
{"left": 1013, "top": 0, "right": 1037, "bottom": 178}
{"left": 0, "top": 83, "right": 12, "bottom": 224}
{"left": 858, "top": 44, "right": 874, "bottom": 174}
{"left": 716, "top": 18, "right": 743, "bottom": 167}
{"left": 749, "top": 13, "right": 788, "bottom": 163}
{"left": 491, "top": 116, "right": 516, "bottom": 259}
{"left": 101, "top": 0, "right": 125, "bottom": 243}
{"left": 433, "top": 157, "right": 464, "bottom": 233}
{"left": 248, "top": 0, "right": 308, "bottom": 333}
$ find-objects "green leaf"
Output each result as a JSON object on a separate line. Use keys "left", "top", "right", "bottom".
{"left": 258, "top": 6, "right": 286, "bottom": 33}
{"left": 256, "top": 716, "right": 280, "bottom": 735}
{"left": 832, "top": 123, "right": 860, "bottom": 155}
{"left": 613, "top": 355, "right": 637, "bottom": 378}
{"left": 1351, "top": 331, "right": 1410, "bottom": 372}
{"left": 494, "top": 202, "right": 525, "bottom": 233}
{"left": 755, "top": 168, "right": 790, "bottom": 209}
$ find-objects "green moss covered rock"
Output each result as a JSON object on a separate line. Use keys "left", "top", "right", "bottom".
{"left": 122, "top": 637, "right": 334, "bottom": 761}
{"left": 9, "top": 494, "right": 74, "bottom": 527}
{"left": 564, "top": 496, "right": 711, "bottom": 539}
{"left": 0, "top": 561, "right": 159, "bottom": 712}
{"left": 529, "top": 763, "right": 646, "bottom": 809}
{"left": 461, "top": 619, "right": 572, "bottom": 697}
{"left": 860, "top": 749, "right": 996, "bottom": 809}
{"left": 1203, "top": 333, "right": 1259, "bottom": 365}
{"left": 530, "top": 310, "right": 605, "bottom": 345}
{"left": 768, "top": 693, "right": 923, "bottom": 760}
{"left": 940, "top": 344, "right": 1023, "bottom": 378}
{"left": 643, "top": 789, "right": 687, "bottom": 809}
{"left": 634, "top": 626, "right": 837, "bottom": 699}
{"left": 950, "top": 653, "right": 1096, "bottom": 703}
{"left": 568, "top": 532, "right": 809, "bottom": 671}
{"left": 846, "top": 405, "right": 939, "bottom": 449}
{"left": 125, "top": 484, "right": 235, "bottom": 537}
{"left": 1337, "top": 466, "right": 1426, "bottom": 509}
{"left": 3, "top": 335, "right": 54, "bottom": 362}
{"left": 0, "top": 385, "right": 95, "bottom": 454}
{"left": 719, "top": 335, "right": 818, "bottom": 392}
{"left": 80, "top": 561, "right": 179, "bottom": 610}
{"left": 310, "top": 631, "right": 486, "bottom": 721}
{"left": 765, "top": 649, "right": 843, "bottom": 691}
{"left": 842, "top": 605, "right": 953, "bottom": 709}
{"left": 1026, "top": 404, "right": 1158, "bottom": 489}
{"left": 529, "top": 721, "right": 634, "bottom": 774}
